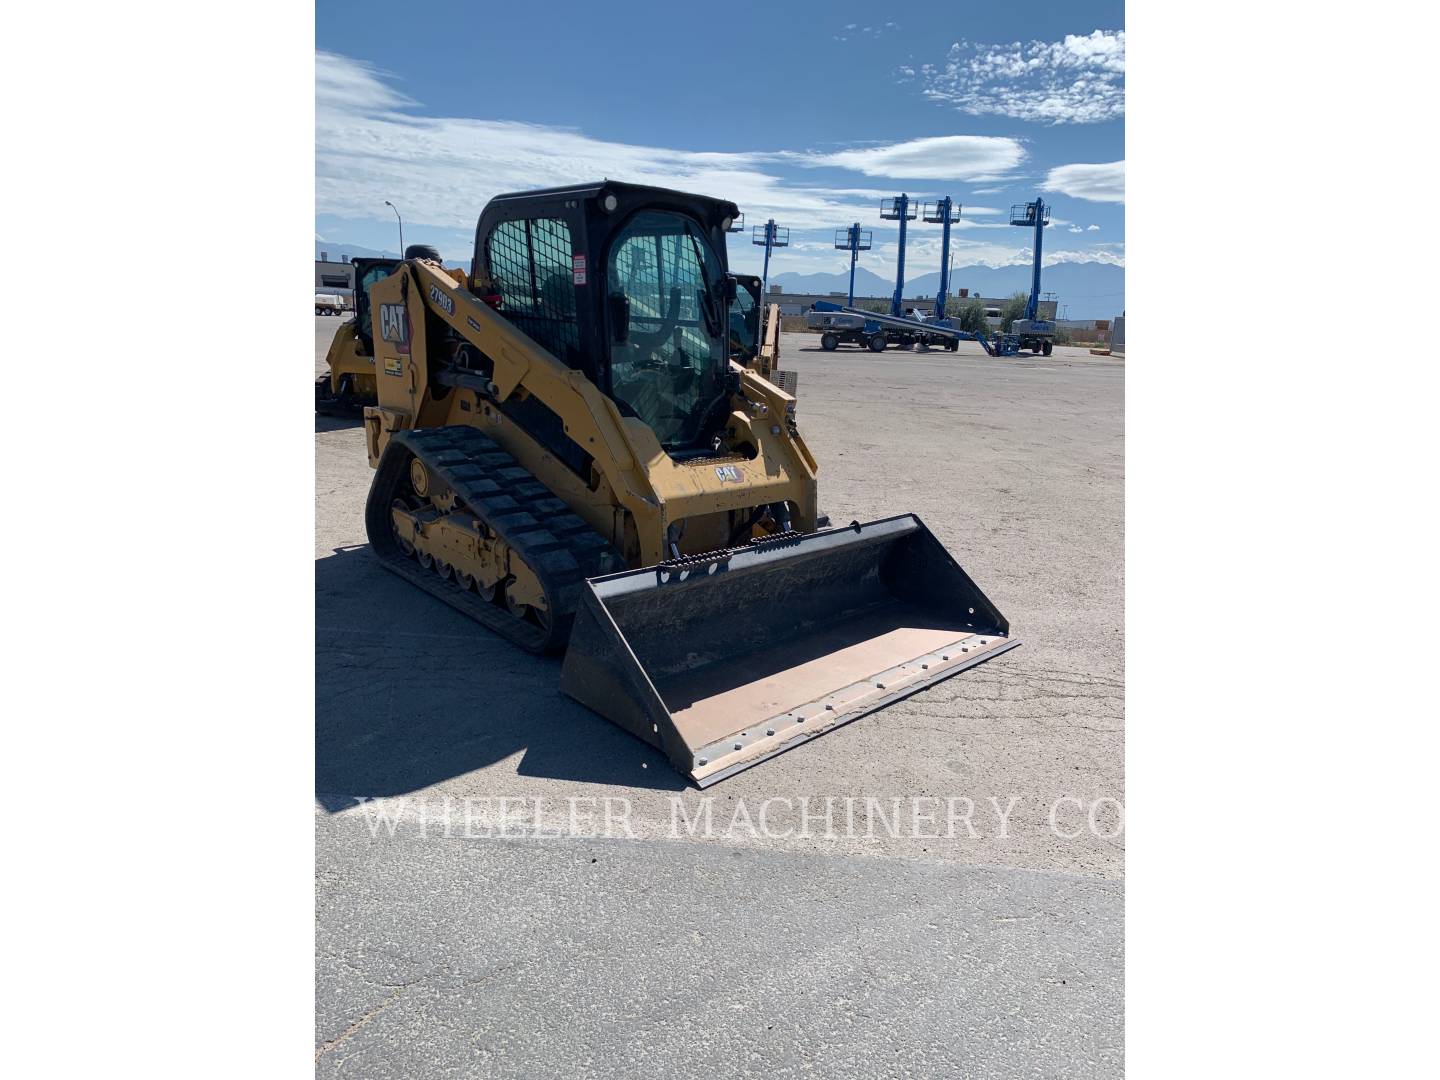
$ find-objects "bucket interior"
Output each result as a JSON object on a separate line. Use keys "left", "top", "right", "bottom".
{"left": 567, "top": 518, "right": 1012, "bottom": 783}
{"left": 654, "top": 603, "right": 988, "bottom": 748}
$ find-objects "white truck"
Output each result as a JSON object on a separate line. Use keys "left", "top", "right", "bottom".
{"left": 314, "top": 292, "right": 350, "bottom": 316}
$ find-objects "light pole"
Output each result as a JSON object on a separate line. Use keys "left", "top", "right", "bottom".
{"left": 384, "top": 200, "right": 404, "bottom": 258}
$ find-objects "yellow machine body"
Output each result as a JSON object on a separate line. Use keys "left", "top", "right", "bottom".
{"left": 352, "top": 182, "right": 1015, "bottom": 786}
{"left": 320, "top": 320, "right": 377, "bottom": 401}
{"left": 364, "top": 259, "right": 816, "bottom": 568}
{"left": 316, "top": 261, "right": 466, "bottom": 414}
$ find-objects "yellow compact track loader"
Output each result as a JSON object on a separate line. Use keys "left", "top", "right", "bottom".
{"left": 359, "top": 181, "right": 1017, "bottom": 786}
{"left": 725, "top": 273, "right": 793, "bottom": 395}
{"left": 317, "top": 256, "right": 397, "bottom": 415}
{"left": 316, "top": 249, "right": 466, "bottom": 415}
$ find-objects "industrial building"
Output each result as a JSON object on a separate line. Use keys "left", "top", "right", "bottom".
{"left": 315, "top": 253, "right": 355, "bottom": 296}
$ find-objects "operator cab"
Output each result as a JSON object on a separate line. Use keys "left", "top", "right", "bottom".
{"left": 472, "top": 181, "right": 747, "bottom": 456}
{"left": 351, "top": 257, "right": 400, "bottom": 352}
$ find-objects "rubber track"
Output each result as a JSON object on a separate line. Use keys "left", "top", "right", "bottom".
{"left": 364, "top": 425, "right": 618, "bottom": 654}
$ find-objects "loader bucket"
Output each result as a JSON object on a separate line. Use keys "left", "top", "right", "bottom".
{"left": 559, "top": 514, "right": 1019, "bottom": 787}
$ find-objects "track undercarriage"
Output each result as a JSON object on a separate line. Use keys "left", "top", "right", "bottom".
{"left": 365, "top": 426, "right": 620, "bottom": 654}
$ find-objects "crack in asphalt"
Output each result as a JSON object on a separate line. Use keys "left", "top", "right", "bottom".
{"left": 314, "top": 985, "right": 412, "bottom": 1062}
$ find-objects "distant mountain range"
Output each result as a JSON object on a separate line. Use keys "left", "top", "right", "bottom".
{"left": 769, "top": 262, "right": 1125, "bottom": 320}
{"left": 315, "top": 240, "right": 398, "bottom": 262}
{"left": 316, "top": 240, "right": 1124, "bottom": 320}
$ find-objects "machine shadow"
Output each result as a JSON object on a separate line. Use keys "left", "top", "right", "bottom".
{"left": 315, "top": 413, "right": 364, "bottom": 433}
{"left": 315, "top": 545, "right": 686, "bottom": 810}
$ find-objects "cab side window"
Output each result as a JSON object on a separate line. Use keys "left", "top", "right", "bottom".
{"left": 486, "top": 218, "right": 581, "bottom": 366}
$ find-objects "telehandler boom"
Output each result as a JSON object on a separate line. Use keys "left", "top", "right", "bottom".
{"left": 359, "top": 181, "right": 1016, "bottom": 786}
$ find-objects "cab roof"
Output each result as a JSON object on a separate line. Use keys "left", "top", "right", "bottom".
{"left": 483, "top": 180, "right": 739, "bottom": 225}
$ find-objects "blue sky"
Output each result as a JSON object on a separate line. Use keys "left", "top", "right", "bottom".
{"left": 316, "top": 0, "right": 1123, "bottom": 285}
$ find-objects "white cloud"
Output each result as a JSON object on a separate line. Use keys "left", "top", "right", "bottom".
{"left": 315, "top": 48, "right": 1122, "bottom": 283}
{"left": 1045, "top": 247, "right": 1124, "bottom": 267}
{"left": 316, "top": 51, "right": 894, "bottom": 232}
{"left": 1087, "top": 224, "right": 1100, "bottom": 231}
{"left": 316, "top": 51, "right": 415, "bottom": 112}
{"left": 1042, "top": 161, "right": 1125, "bottom": 203}
{"left": 796, "top": 136, "right": 1025, "bottom": 180}
{"left": 836, "top": 21, "right": 898, "bottom": 41}
{"left": 917, "top": 30, "right": 1124, "bottom": 124}
{"left": 317, "top": 53, "right": 1033, "bottom": 235}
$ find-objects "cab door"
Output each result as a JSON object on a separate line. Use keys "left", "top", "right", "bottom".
{"left": 728, "top": 274, "right": 762, "bottom": 363}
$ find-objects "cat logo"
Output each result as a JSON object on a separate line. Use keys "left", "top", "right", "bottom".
{"left": 428, "top": 284, "right": 455, "bottom": 315}
{"left": 715, "top": 464, "right": 743, "bottom": 483}
{"left": 379, "top": 303, "right": 410, "bottom": 354}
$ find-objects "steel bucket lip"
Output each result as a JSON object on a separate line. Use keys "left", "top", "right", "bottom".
{"left": 689, "top": 635, "right": 1023, "bottom": 787}
{"left": 583, "top": 513, "right": 927, "bottom": 600}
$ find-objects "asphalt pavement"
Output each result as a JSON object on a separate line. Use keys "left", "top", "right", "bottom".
{"left": 315, "top": 318, "right": 1125, "bottom": 1076}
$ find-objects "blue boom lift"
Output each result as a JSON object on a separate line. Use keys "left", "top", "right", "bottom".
{"left": 806, "top": 301, "right": 1027, "bottom": 357}
{"left": 807, "top": 192, "right": 1051, "bottom": 358}
{"left": 879, "top": 195, "right": 917, "bottom": 317}
{"left": 834, "top": 223, "right": 872, "bottom": 308}
{"left": 1007, "top": 198, "right": 1057, "bottom": 357}
{"left": 922, "top": 196, "right": 961, "bottom": 319}
{"left": 752, "top": 218, "right": 788, "bottom": 304}
{"left": 807, "top": 302, "right": 960, "bottom": 353}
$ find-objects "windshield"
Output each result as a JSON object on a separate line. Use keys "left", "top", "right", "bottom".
{"left": 607, "top": 211, "right": 728, "bottom": 449}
